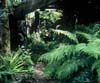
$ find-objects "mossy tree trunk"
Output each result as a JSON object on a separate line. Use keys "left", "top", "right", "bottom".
{"left": 0, "top": 1, "right": 10, "bottom": 54}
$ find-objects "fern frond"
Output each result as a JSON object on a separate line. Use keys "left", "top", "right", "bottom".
{"left": 92, "top": 60, "right": 100, "bottom": 71}
{"left": 75, "top": 43, "right": 86, "bottom": 52}
{"left": 39, "top": 44, "right": 75, "bottom": 63}
{"left": 56, "top": 59, "right": 85, "bottom": 79}
{"left": 76, "top": 31, "right": 97, "bottom": 42}
{"left": 83, "top": 41, "right": 100, "bottom": 59}
{"left": 0, "top": 49, "right": 33, "bottom": 73}
{"left": 96, "top": 68, "right": 100, "bottom": 82}
{"left": 43, "top": 62, "right": 60, "bottom": 77}
{"left": 39, "top": 32, "right": 100, "bottom": 81}
{"left": 51, "top": 29, "right": 78, "bottom": 43}
{"left": 92, "top": 60, "right": 100, "bottom": 83}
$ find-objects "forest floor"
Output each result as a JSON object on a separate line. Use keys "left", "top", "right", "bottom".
{"left": 33, "top": 62, "right": 55, "bottom": 83}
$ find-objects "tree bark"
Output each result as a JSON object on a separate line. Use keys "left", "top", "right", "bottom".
{"left": 0, "top": 1, "right": 10, "bottom": 54}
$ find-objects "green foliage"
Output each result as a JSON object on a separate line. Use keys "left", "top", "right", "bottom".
{"left": 40, "top": 10, "right": 62, "bottom": 23}
{"left": 24, "top": 21, "right": 100, "bottom": 82}
{"left": 27, "top": 33, "right": 50, "bottom": 62}
{"left": 92, "top": 60, "right": 100, "bottom": 82}
{"left": 7, "top": 0, "right": 22, "bottom": 7}
{"left": 75, "top": 23, "right": 100, "bottom": 33}
{"left": 38, "top": 24, "right": 100, "bottom": 82}
{"left": 5, "top": 0, "right": 100, "bottom": 82}
{"left": 39, "top": 9, "right": 63, "bottom": 39}
{"left": 0, "top": 48, "right": 33, "bottom": 73}
{"left": 51, "top": 29, "right": 78, "bottom": 43}
{"left": 0, "top": 48, "right": 33, "bottom": 82}
{"left": 39, "top": 44, "right": 75, "bottom": 63}
{"left": 56, "top": 60, "right": 84, "bottom": 79}
{"left": 7, "top": 0, "right": 23, "bottom": 14}
{"left": 76, "top": 31, "right": 96, "bottom": 42}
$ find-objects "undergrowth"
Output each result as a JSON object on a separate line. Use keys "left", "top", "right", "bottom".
{"left": 38, "top": 23, "right": 100, "bottom": 83}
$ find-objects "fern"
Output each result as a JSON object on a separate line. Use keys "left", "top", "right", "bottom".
{"left": 92, "top": 60, "right": 100, "bottom": 82}
{"left": 39, "top": 43, "right": 87, "bottom": 63}
{"left": 77, "top": 31, "right": 100, "bottom": 83}
{"left": 39, "top": 38, "right": 100, "bottom": 81}
{"left": 51, "top": 29, "right": 78, "bottom": 43}
{"left": 39, "top": 44, "right": 85, "bottom": 78}
{"left": 83, "top": 41, "right": 100, "bottom": 59}
{"left": 56, "top": 59, "right": 85, "bottom": 79}
{"left": 92, "top": 60, "right": 100, "bottom": 71}
{"left": 76, "top": 31, "right": 97, "bottom": 42}
{"left": 97, "top": 69, "right": 100, "bottom": 82}
{"left": 39, "top": 44, "right": 75, "bottom": 63}
{"left": 75, "top": 43, "right": 86, "bottom": 52}
{"left": 38, "top": 24, "right": 100, "bottom": 82}
{"left": 0, "top": 48, "right": 33, "bottom": 73}
{"left": 75, "top": 23, "right": 100, "bottom": 34}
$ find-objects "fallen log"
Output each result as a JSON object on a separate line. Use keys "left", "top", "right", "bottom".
{"left": 14, "top": 0, "right": 57, "bottom": 19}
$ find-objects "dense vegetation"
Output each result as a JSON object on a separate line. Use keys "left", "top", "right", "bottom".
{"left": 26, "top": 20, "right": 100, "bottom": 83}
{"left": 26, "top": 11, "right": 100, "bottom": 82}
{"left": 39, "top": 23, "right": 100, "bottom": 83}
{"left": 1, "top": 0, "right": 100, "bottom": 83}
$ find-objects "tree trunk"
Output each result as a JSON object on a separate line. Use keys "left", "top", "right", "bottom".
{"left": 0, "top": 1, "right": 10, "bottom": 54}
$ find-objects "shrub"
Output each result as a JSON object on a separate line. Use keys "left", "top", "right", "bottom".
{"left": 0, "top": 48, "right": 34, "bottom": 83}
